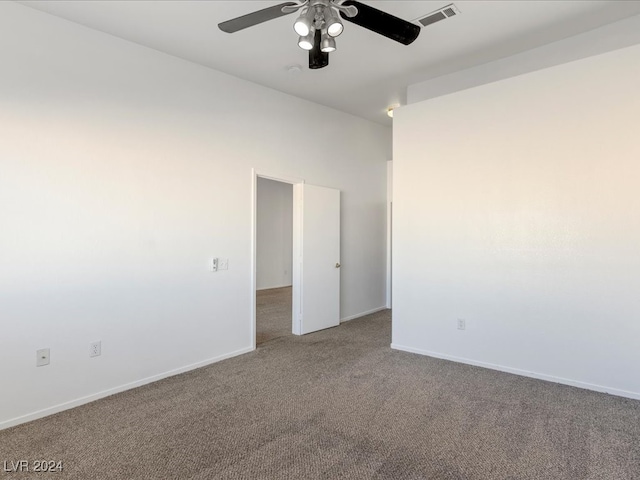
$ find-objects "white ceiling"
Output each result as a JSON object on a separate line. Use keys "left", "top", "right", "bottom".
{"left": 18, "top": 0, "right": 640, "bottom": 126}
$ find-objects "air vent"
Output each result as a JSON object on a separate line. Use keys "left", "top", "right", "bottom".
{"left": 415, "top": 4, "right": 460, "bottom": 28}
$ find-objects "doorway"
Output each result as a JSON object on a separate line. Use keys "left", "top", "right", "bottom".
{"left": 251, "top": 170, "right": 342, "bottom": 348}
{"left": 255, "top": 177, "right": 293, "bottom": 345}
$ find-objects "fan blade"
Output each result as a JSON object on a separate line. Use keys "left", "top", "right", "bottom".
{"left": 309, "top": 29, "right": 329, "bottom": 69}
{"left": 219, "top": 2, "right": 299, "bottom": 33}
{"left": 309, "top": 51, "right": 329, "bottom": 69}
{"left": 339, "top": 1, "right": 420, "bottom": 45}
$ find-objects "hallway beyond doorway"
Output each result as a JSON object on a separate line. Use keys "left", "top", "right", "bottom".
{"left": 256, "top": 286, "right": 292, "bottom": 345}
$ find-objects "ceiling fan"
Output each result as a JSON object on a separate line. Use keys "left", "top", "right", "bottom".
{"left": 218, "top": 1, "right": 421, "bottom": 69}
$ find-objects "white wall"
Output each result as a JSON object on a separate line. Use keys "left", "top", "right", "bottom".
{"left": 393, "top": 43, "right": 640, "bottom": 399}
{"left": 408, "top": 13, "right": 640, "bottom": 106}
{"left": 256, "top": 178, "right": 293, "bottom": 290}
{"left": 0, "top": 2, "right": 390, "bottom": 428}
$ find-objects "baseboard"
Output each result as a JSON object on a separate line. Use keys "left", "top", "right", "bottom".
{"left": 390, "top": 343, "right": 640, "bottom": 401}
{"left": 341, "top": 306, "right": 388, "bottom": 323}
{"left": 256, "top": 284, "right": 292, "bottom": 291}
{"left": 0, "top": 346, "right": 254, "bottom": 431}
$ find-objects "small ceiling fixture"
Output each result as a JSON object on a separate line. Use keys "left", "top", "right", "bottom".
{"left": 219, "top": 1, "right": 421, "bottom": 70}
{"left": 387, "top": 104, "right": 400, "bottom": 118}
{"left": 287, "top": 64, "right": 303, "bottom": 75}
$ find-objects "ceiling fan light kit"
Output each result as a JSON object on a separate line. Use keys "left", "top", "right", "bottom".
{"left": 323, "top": 8, "right": 344, "bottom": 37}
{"left": 292, "top": 3, "right": 346, "bottom": 56}
{"left": 298, "top": 30, "right": 315, "bottom": 50}
{"left": 218, "top": 0, "right": 421, "bottom": 70}
{"left": 293, "top": 6, "right": 316, "bottom": 36}
{"left": 320, "top": 29, "right": 337, "bottom": 53}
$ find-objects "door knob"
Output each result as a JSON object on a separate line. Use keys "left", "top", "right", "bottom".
{"left": 335, "top": 263, "right": 341, "bottom": 268}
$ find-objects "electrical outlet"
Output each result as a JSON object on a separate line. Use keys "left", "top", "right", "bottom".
{"left": 90, "top": 341, "right": 101, "bottom": 357}
{"left": 36, "top": 348, "right": 50, "bottom": 367}
{"left": 211, "top": 258, "right": 218, "bottom": 272}
{"left": 457, "top": 318, "right": 466, "bottom": 330}
{"left": 218, "top": 258, "right": 228, "bottom": 270}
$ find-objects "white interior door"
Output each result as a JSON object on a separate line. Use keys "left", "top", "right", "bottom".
{"left": 293, "top": 183, "right": 340, "bottom": 335}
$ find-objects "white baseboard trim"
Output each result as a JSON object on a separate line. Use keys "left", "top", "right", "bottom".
{"left": 390, "top": 343, "right": 640, "bottom": 401}
{"left": 256, "top": 284, "right": 292, "bottom": 291}
{"left": 0, "top": 346, "right": 254, "bottom": 431}
{"left": 341, "top": 306, "right": 388, "bottom": 323}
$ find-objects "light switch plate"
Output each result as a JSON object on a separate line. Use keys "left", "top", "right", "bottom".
{"left": 37, "top": 348, "right": 50, "bottom": 367}
{"left": 219, "top": 258, "right": 228, "bottom": 270}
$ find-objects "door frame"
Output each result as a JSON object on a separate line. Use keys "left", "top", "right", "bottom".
{"left": 251, "top": 169, "right": 304, "bottom": 349}
{"left": 386, "top": 160, "right": 393, "bottom": 309}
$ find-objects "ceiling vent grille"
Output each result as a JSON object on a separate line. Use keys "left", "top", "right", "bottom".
{"left": 415, "top": 4, "right": 460, "bottom": 28}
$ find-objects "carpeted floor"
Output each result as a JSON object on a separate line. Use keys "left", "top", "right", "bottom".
{"left": 2, "top": 309, "right": 640, "bottom": 479}
{"left": 256, "top": 286, "right": 292, "bottom": 345}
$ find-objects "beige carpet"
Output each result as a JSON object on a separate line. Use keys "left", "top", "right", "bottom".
{"left": 256, "top": 286, "right": 292, "bottom": 345}
{"left": 2, "top": 309, "right": 640, "bottom": 479}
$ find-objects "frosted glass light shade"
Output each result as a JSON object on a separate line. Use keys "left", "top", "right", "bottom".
{"left": 324, "top": 9, "right": 343, "bottom": 37}
{"left": 294, "top": 7, "right": 316, "bottom": 37}
{"left": 298, "top": 31, "right": 315, "bottom": 51}
{"left": 321, "top": 34, "right": 336, "bottom": 53}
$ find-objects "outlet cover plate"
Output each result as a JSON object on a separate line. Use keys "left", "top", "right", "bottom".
{"left": 90, "top": 341, "right": 102, "bottom": 357}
